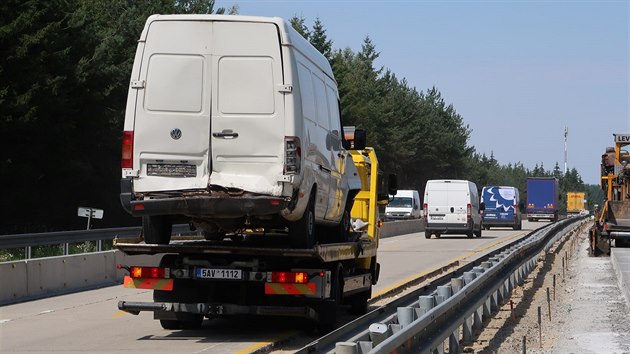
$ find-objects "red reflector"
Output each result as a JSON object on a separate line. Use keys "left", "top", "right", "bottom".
{"left": 271, "top": 272, "right": 309, "bottom": 284}
{"left": 270, "top": 200, "right": 281, "bottom": 205}
{"left": 130, "top": 266, "right": 166, "bottom": 279}
{"left": 133, "top": 204, "right": 145, "bottom": 211}
{"left": 121, "top": 131, "right": 134, "bottom": 169}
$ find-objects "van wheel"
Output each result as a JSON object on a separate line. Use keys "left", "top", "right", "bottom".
{"left": 513, "top": 223, "right": 522, "bottom": 231}
{"left": 484, "top": 225, "right": 490, "bottom": 230}
{"left": 467, "top": 231, "right": 474, "bottom": 238}
{"left": 143, "top": 216, "right": 172, "bottom": 244}
{"left": 474, "top": 228, "right": 482, "bottom": 238}
{"left": 424, "top": 231, "right": 431, "bottom": 239}
{"left": 289, "top": 194, "right": 315, "bottom": 249}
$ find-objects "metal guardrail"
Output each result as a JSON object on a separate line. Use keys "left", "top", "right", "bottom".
{"left": 295, "top": 217, "right": 586, "bottom": 354}
{"left": 0, "top": 225, "right": 193, "bottom": 258}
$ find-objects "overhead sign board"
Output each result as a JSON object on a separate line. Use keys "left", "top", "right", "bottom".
{"left": 77, "top": 207, "right": 104, "bottom": 219}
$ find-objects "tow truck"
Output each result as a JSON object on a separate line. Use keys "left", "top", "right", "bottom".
{"left": 115, "top": 135, "right": 395, "bottom": 330}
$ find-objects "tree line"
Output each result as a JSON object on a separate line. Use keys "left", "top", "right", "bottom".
{"left": 0, "top": 1, "right": 598, "bottom": 233}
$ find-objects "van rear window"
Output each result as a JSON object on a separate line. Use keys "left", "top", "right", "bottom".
{"left": 218, "top": 57, "right": 275, "bottom": 115}
{"left": 145, "top": 54, "right": 203, "bottom": 113}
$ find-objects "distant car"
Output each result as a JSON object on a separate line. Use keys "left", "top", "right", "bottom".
{"left": 423, "top": 180, "right": 483, "bottom": 239}
{"left": 481, "top": 186, "right": 523, "bottom": 230}
{"left": 385, "top": 190, "right": 421, "bottom": 220}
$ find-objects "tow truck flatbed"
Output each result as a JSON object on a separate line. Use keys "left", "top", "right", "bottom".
{"left": 114, "top": 236, "right": 377, "bottom": 263}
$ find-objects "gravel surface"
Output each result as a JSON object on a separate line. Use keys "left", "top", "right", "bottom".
{"left": 469, "top": 225, "right": 630, "bottom": 354}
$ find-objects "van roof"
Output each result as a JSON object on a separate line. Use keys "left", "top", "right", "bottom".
{"left": 141, "top": 14, "right": 335, "bottom": 81}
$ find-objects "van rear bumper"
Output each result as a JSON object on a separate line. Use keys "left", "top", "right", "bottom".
{"left": 120, "top": 179, "right": 289, "bottom": 217}
{"left": 425, "top": 222, "right": 472, "bottom": 233}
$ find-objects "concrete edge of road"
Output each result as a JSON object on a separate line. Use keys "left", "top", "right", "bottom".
{"left": 611, "top": 247, "right": 630, "bottom": 308}
{"left": 0, "top": 220, "right": 425, "bottom": 306}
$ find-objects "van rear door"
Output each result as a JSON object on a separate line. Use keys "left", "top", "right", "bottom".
{"left": 209, "top": 21, "right": 285, "bottom": 195}
{"left": 131, "top": 19, "right": 285, "bottom": 195}
{"left": 132, "top": 20, "right": 213, "bottom": 193}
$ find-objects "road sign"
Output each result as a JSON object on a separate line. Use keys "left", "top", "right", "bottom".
{"left": 77, "top": 207, "right": 104, "bottom": 219}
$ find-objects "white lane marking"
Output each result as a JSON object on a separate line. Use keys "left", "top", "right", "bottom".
{"left": 0, "top": 319, "right": 11, "bottom": 324}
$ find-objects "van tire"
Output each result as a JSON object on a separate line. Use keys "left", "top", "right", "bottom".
{"left": 143, "top": 216, "right": 172, "bottom": 245}
{"left": 474, "top": 228, "right": 482, "bottom": 238}
{"left": 513, "top": 223, "right": 522, "bottom": 230}
{"left": 289, "top": 194, "right": 315, "bottom": 249}
{"left": 466, "top": 231, "right": 474, "bottom": 238}
{"left": 425, "top": 231, "right": 431, "bottom": 239}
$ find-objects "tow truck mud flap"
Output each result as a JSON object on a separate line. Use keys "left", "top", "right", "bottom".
{"left": 117, "top": 301, "right": 318, "bottom": 321}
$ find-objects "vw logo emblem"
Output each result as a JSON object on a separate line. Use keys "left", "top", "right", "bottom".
{"left": 170, "top": 128, "right": 182, "bottom": 140}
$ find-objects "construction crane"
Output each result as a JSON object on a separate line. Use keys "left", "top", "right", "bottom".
{"left": 590, "top": 133, "right": 630, "bottom": 255}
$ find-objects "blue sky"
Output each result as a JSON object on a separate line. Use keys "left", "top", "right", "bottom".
{"left": 219, "top": 0, "right": 629, "bottom": 184}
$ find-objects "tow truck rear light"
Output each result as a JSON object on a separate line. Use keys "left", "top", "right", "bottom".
{"left": 121, "top": 131, "right": 134, "bottom": 168}
{"left": 269, "top": 271, "right": 309, "bottom": 284}
{"left": 130, "top": 266, "right": 168, "bottom": 279}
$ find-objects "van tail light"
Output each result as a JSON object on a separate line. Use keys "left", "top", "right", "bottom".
{"left": 284, "top": 137, "right": 301, "bottom": 175}
{"left": 467, "top": 203, "right": 472, "bottom": 219}
{"left": 122, "top": 131, "right": 134, "bottom": 169}
{"left": 423, "top": 203, "right": 428, "bottom": 217}
{"left": 514, "top": 204, "right": 518, "bottom": 219}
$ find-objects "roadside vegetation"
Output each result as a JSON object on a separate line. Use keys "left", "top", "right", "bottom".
{"left": 0, "top": 0, "right": 600, "bottom": 236}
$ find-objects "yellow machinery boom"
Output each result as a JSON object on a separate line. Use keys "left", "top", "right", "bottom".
{"left": 591, "top": 133, "right": 630, "bottom": 255}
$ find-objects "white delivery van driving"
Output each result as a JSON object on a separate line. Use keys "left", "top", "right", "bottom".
{"left": 385, "top": 190, "right": 421, "bottom": 220}
{"left": 423, "top": 179, "right": 483, "bottom": 239}
{"left": 120, "top": 15, "right": 362, "bottom": 248}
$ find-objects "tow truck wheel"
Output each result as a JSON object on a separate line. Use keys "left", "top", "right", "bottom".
{"left": 159, "top": 316, "right": 203, "bottom": 330}
{"left": 347, "top": 290, "right": 370, "bottom": 315}
{"left": 316, "top": 265, "right": 342, "bottom": 332}
{"left": 143, "top": 216, "right": 172, "bottom": 245}
{"left": 289, "top": 193, "right": 316, "bottom": 249}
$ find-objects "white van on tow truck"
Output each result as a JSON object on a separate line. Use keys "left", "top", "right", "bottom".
{"left": 120, "top": 15, "right": 362, "bottom": 248}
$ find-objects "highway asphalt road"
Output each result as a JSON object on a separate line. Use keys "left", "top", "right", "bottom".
{"left": 0, "top": 221, "right": 544, "bottom": 354}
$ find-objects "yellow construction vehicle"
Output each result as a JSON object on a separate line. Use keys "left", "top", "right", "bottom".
{"left": 590, "top": 133, "right": 630, "bottom": 255}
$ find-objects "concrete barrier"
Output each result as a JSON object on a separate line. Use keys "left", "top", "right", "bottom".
{"left": 1, "top": 251, "right": 160, "bottom": 305}
{"left": 380, "top": 219, "right": 425, "bottom": 238}
{"left": 611, "top": 248, "right": 630, "bottom": 307}
{"left": 1, "top": 223, "right": 424, "bottom": 305}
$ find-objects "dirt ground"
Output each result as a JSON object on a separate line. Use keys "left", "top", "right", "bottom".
{"left": 467, "top": 224, "right": 630, "bottom": 354}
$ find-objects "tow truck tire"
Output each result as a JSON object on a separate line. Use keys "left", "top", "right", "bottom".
{"left": 143, "top": 216, "right": 172, "bottom": 245}
{"left": 316, "top": 265, "right": 342, "bottom": 332}
{"left": 159, "top": 316, "right": 203, "bottom": 330}
{"left": 347, "top": 290, "right": 370, "bottom": 315}
{"left": 289, "top": 193, "right": 315, "bottom": 249}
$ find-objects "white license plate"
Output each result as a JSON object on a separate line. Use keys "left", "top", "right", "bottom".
{"left": 195, "top": 268, "right": 242, "bottom": 280}
{"left": 430, "top": 215, "right": 444, "bottom": 220}
{"left": 147, "top": 164, "right": 196, "bottom": 177}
